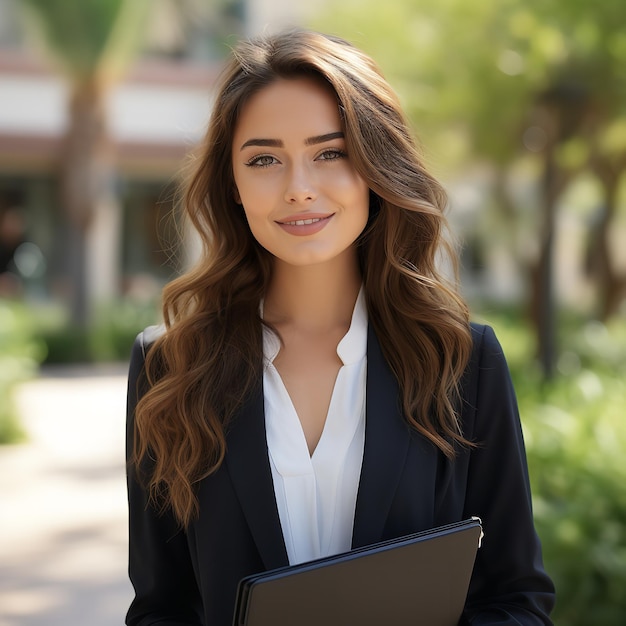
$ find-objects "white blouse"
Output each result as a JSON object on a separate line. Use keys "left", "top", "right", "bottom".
{"left": 262, "top": 289, "right": 368, "bottom": 565}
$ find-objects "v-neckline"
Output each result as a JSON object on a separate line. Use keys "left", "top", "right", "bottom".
{"left": 267, "top": 361, "right": 340, "bottom": 460}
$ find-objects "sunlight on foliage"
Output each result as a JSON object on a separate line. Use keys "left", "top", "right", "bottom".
{"left": 0, "top": 302, "right": 46, "bottom": 443}
{"left": 487, "top": 312, "right": 626, "bottom": 625}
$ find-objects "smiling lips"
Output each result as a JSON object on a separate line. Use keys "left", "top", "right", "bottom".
{"left": 283, "top": 217, "right": 323, "bottom": 226}
{"left": 276, "top": 213, "right": 334, "bottom": 236}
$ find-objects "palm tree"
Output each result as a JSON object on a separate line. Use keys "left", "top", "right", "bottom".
{"left": 22, "top": 0, "right": 149, "bottom": 327}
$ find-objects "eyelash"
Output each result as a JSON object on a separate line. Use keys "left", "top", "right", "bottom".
{"left": 317, "top": 148, "right": 347, "bottom": 161}
{"left": 244, "top": 148, "right": 347, "bottom": 168}
{"left": 245, "top": 154, "right": 276, "bottom": 168}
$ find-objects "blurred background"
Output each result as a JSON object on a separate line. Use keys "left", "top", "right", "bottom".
{"left": 0, "top": 0, "right": 624, "bottom": 624}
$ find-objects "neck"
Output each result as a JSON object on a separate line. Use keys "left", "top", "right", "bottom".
{"left": 263, "top": 249, "right": 362, "bottom": 333}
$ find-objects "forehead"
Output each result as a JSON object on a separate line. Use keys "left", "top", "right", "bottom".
{"left": 233, "top": 76, "right": 342, "bottom": 145}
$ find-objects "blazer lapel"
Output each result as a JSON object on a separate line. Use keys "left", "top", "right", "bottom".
{"left": 225, "top": 327, "right": 442, "bottom": 565}
{"left": 352, "top": 326, "right": 412, "bottom": 548}
{"left": 225, "top": 382, "right": 289, "bottom": 571}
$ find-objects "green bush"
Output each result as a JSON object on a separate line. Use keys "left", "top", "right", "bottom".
{"left": 0, "top": 300, "right": 46, "bottom": 443}
{"left": 1, "top": 297, "right": 159, "bottom": 442}
{"left": 88, "top": 299, "right": 161, "bottom": 362}
{"left": 485, "top": 312, "right": 626, "bottom": 626}
{"left": 37, "top": 299, "right": 160, "bottom": 364}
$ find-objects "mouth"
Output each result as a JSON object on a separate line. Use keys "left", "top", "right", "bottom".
{"left": 275, "top": 213, "right": 334, "bottom": 236}
{"left": 280, "top": 217, "right": 324, "bottom": 226}
{"left": 276, "top": 214, "right": 334, "bottom": 226}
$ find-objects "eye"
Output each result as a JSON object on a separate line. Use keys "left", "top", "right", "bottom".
{"left": 245, "top": 154, "right": 279, "bottom": 168}
{"left": 316, "top": 148, "right": 347, "bottom": 162}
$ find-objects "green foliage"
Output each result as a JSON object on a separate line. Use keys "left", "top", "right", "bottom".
{"left": 22, "top": 0, "right": 127, "bottom": 69}
{"left": 311, "top": 0, "right": 626, "bottom": 168}
{"left": 0, "top": 304, "right": 158, "bottom": 442}
{"left": 36, "top": 299, "right": 160, "bottom": 364}
{"left": 21, "top": 0, "right": 150, "bottom": 84}
{"left": 0, "top": 301, "right": 46, "bottom": 444}
{"left": 484, "top": 311, "right": 626, "bottom": 625}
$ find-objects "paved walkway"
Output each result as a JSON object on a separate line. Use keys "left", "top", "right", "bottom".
{"left": 0, "top": 365, "right": 133, "bottom": 626}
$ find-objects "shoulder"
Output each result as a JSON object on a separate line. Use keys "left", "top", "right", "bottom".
{"left": 467, "top": 322, "right": 508, "bottom": 373}
{"left": 137, "top": 324, "right": 165, "bottom": 351}
{"left": 133, "top": 324, "right": 166, "bottom": 359}
{"left": 462, "top": 322, "right": 513, "bottom": 411}
{"left": 469, "top": 322, "right": 501, "bottom": 353}
{"left": 128, "top": 324, "right": 166, "bottom": 394}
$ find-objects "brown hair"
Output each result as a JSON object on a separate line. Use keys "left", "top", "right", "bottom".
{"left": 134, "top": 29, "right": 472, "bottom": 527}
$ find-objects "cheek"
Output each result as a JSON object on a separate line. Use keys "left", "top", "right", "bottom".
{"left": 237, "top": 192, "right": 272, "bottom": 242}
{"left": 234, "top": 174, "right": 275, "bottom": 217}
{"left": 346, "top": 175, "right": 371, "bottom": 219}
{"left": 240, "top": 199, "right": 272, "bottom": 230}
{"left": 324, "top": 164, "right": 368, "bottom": 204}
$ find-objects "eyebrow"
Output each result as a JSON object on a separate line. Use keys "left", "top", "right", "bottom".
{"left": 239, "top": 131, "right": 344, "bottom": 151}
{"left": 305, "top": 131, "right": 344, "bottom": 146}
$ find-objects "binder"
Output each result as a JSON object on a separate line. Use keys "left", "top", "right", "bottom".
{"left": 233, "top": 517, "right": 483, "bottom": 626}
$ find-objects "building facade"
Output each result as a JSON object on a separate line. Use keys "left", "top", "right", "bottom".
{"left": 0, "top": 0, "right": 244, "bottom": 308}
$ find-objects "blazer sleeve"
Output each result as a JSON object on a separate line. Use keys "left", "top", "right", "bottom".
{"left": 125, "top": 329, "right": 203, "bottom": 626}
{"left": 461, "top": 325, "right": 555, "bottom": 625}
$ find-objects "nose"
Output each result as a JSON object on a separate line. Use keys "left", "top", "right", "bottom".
{"left": 284, "top": 163, "right": 317, "bottom": 204}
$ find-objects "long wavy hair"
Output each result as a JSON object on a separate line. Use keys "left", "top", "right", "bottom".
{"left": 133, "top": 29, "right": 473, "bottom": 527}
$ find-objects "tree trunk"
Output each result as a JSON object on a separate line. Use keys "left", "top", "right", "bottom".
{"left": 65, "top": 220, "right": 89, "bottom": 329}
{"left": 528, "top": 148, "right": 572, "bottom": 380}
{"left": 587, "top": 164, "right": 626, "bottom": 321}
{"left": 60, "top": 80, "right": 119, "bottom": 327}
{"left": 529, "top": 153, "right": 557, "bottom": 379}
{"left": 526, "top": 84, "right": 590, "bottom": 378}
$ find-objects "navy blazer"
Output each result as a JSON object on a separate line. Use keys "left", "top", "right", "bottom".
{"left": 126, "top": 323, "right": 555, "bottom": 625}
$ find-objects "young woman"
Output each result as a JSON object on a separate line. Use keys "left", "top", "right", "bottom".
{"left": 126, "top": 29, "right": 555, "bottom": 625}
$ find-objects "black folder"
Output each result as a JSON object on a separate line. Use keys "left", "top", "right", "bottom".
{"left": 233, "top": 517, "right": 483, "bottom": 626}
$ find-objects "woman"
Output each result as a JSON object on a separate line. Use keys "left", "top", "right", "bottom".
{"left": 126, "top": 29, "right": 555, "bottom": 625}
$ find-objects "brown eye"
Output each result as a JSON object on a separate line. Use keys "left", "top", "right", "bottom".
{"left": 316, "top": 149, "right": 347, "bottom": 162}
{"left": 246, "top": 155, "right": 278, "bottom": 167}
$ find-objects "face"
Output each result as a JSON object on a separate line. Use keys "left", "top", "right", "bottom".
{"left": 231, "top": 76, "right": 370, "bottom": 269}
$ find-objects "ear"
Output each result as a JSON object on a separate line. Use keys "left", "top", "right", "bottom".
{"left": 233, "top": 187, "right": 241, "bottom": 204}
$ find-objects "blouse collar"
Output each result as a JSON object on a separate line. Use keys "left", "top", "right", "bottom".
{"left": 262, "top": 286, "right": 368, "bottom": 367}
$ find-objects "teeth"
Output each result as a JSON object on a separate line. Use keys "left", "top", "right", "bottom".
{"left": 286, "top": 218, "right": 322, "bottom": 226}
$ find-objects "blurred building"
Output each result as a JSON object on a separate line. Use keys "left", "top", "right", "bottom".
{"left": 0, "top": 0, "right": 243, "bottom": 305}
{"left": 5, "top": 0, "right": 596, "bottom": 315}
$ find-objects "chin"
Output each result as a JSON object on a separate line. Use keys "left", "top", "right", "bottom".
{"left": 278, "top": 250, "right": 353, "bottom": 269}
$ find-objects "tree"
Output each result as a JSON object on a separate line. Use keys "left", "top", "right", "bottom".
{"left": 22, "top": 0, "right": 150, "bottom": 327}
{"left": 587, "top": 133, "right": 626, "bottom": 320}
{"left": 312, "top": 0, "right": 626, "bottom": 376}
